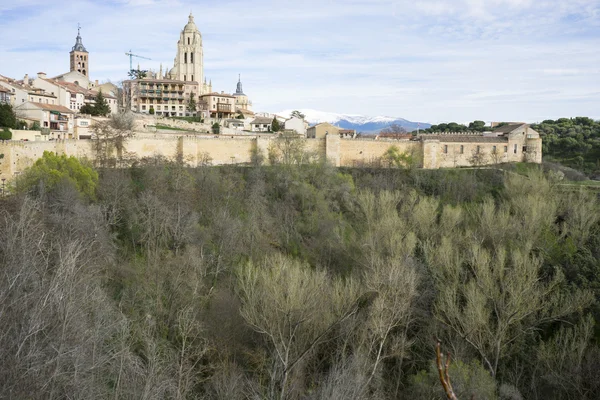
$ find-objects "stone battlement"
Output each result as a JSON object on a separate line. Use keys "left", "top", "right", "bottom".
{"left": 0, "top": 128, "right": 541, "bottom": 179}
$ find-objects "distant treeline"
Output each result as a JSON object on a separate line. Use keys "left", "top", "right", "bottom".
{"left": 1, "top": 155, "right": 599, "bottom": 399}
{"left": 532, "top": 117, "right": 600, "bottom": 177}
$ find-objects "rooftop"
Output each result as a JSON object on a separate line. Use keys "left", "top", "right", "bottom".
{"left": 251, "top": 117, "right": 273, "bottom": 124}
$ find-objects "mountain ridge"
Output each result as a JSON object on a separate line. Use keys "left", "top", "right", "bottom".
{"left": 278, "top": 109, "right": 431, "bottom": 133}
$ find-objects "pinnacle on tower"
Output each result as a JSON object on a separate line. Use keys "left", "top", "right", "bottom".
{"left": 72, "top": 23, "right": 87, "bottom": 52}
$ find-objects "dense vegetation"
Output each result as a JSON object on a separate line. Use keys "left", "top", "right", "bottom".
{"left": 1, "top": 154, "right": 599, "bottom": 399}
{"left": 531, "top": 117, "right": 600, "bottom": 178}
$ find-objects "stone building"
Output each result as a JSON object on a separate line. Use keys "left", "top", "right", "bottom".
{"left": 15, "top": 102, "right": 74, "bottom": 138}
{"left": 33, "top": 73, "right": 118, "bottom": 114}
{"left": 124, "top": 13, "right": 215, "bottom": 116}
{"left": 307, "top": 122, "right": 340, "bottom": 139}
{"left": 417, "top": 123, "right": 542, "bottom": 168}
{"left": 200, "top": 92, "right": 236, "bottom": 119}
{"left": 250, "top": 117, "right": 273, "bottom": 132}
{"left": 284, "top": 116, "right": 307, "bottom": 135}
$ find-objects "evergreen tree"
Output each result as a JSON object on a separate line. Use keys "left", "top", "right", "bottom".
{"left": 272, "top": 117, "right": 281, "bottom": 132}
{"left": 187, "top": 93, "right": 197, "bottom": 115}
{"left": 93, "top": 90, "right": 111, "bottom": 116}
{"left": 79, "top": 103, "right": 95, "bottom": 115}
{"left": 0, "top": 103, "right": 17, "bottom": 128}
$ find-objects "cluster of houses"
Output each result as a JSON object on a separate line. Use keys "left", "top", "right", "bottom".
{"left": 0, "top": 69, "right": 118, "bottom": 140}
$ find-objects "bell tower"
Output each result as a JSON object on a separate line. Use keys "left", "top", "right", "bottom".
{"left": 171, "top": 13, "right": 204, "bottom": 85}
{"left": 70, "top": 24, "right": 89, "bottom": 78}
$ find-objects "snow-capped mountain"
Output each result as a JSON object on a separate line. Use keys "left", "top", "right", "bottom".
{"left": 278, "top": 109, "right": 431, "bottom": 133}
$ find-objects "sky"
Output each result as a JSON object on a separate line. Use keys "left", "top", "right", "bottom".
{"left": 0, "top": 0, "right": 599, "bottom": 123}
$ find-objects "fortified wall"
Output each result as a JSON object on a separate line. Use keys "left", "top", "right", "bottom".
{"left": 0, "top": 129, "right": 542, "bottom": 178}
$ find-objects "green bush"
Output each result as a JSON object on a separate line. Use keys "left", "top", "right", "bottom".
{"left": 19, "top": 151, "right": 98, "bottom": 199}
{"left": 0, "top": 128, "right": 12, "bottom": 140}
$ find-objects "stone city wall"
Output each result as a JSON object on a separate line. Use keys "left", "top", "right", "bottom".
{"left": 0, "top": 132, "right": 541, "bottom": 179}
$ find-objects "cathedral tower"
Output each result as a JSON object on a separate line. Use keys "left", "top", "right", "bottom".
{"left": 70, "top": 25, "right": 89, "bottom": 77}
{"left": 171, "top": 13, "right": 203, "bottom": 84}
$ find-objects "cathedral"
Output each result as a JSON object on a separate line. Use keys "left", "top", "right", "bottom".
{"left": 126, "top": 13, "right": 252, "bottom": 117}
{"left": 162, "top": 13, "right": 211, "bottom": 94}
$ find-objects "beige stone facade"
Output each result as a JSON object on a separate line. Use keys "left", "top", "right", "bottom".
{"left": 307, "top": 122, "right": 340, "bottom": 139}
{"left": 200, "top": 92, "right": 236, "bottom": 119}
{"left": 125, "top": 79, "right": 199, "bottom": 117}
{"left": 14, "top": 102, "right": 74, "bottom": 139}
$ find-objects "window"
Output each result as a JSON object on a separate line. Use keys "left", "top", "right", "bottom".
{"left": 172, "top": 106, "right": 176, "bottom": 110}
{"left": 443, "top": 145, "right": 448, "bottom": 154}
{"left": 527, "top": 134, "right": 534, "bottom": 138}
{"left": 492, "top": 145, "right": 497, "bottom": 152}
{"left": 142, "top": 105, "right": 146, "bottom": 110}
{"left": 191, "top": 75, "right": 194, "bottom": 81}
{"left": 460, "top": 145, "right": 464, "bottom": 154}
{"left": 187, "top": 37, "right": 190, "bottom": 45}
{"left": 514, "top": 144, "right": 518, "bottom": 154}
{"left": 184, "top": 53, "right": 187, "bottom": 64}
{"left": 523, "top": 146, "right": 527, "bottom": 153}
{"left": 184, "top": 75, "right": 186, "bottom": 81}
{"left": 504, "top": 146, "right": 508, "bottom": 152}
{"left": 476, "top": 145, "right": 481, "bottom": 153}
{"left": 190, "top": 53, "right": 194, "bottom": 63}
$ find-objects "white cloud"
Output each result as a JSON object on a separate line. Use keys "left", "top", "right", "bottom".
{"left": 0, "top": 0, "right": 599, "bottom": 122}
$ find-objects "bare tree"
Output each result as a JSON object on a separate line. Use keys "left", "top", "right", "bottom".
{"left": 237, "top": 254, "right": 360, "bottom": 400}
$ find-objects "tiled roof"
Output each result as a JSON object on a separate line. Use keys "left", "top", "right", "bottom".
{"left": 43, "top": 79, "right": 116, "bottom": 99}
{"left": 251, "top": 117, "right": 273, "bottom": 124}
{"left": 30, "top": 102, "right": 74, "bottom": 113}
{"left": 492, "top": 123, "right": 525, "bottom": 134}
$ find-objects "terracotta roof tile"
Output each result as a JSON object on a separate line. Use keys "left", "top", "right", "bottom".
{"left": 30, "top": 102, "right": 74, "bottom": 113}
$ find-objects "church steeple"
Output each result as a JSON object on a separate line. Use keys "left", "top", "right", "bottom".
{"left": 70, "top": 24, "right": 89, "bottom": 78}
{"left": 72, "top": 24, "right": 87, "bottom": 52}
{"left": 236, "top": 74, "right": 244, "bottom": 95}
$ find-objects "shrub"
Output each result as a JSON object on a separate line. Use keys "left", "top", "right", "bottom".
{"left": 0, "top": 128, "right": 12, "bottom": 140}
{"left": 19, "top": 151, "right": 98, "bottom": 200}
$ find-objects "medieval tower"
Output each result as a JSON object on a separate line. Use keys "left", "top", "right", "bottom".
{"left": 69, "top": 26, "right": 89, "bottom": 78}
{"left": 169, "top": 13, "right": 203, "bottom": 84}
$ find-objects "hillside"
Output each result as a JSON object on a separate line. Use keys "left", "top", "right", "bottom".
{"left": 1, "top": 154, "right": 599, "bottom": 399}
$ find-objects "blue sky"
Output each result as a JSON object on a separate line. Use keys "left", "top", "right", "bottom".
{"left": 1, "top": 0, "right": 599, "bottom": 123}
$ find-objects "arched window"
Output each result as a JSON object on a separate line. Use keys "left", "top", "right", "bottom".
{"left": 184, "top": 53, "right": 187, "bottom": 63}
{"left": 188, "top": 37, "right": 190, "bottom": 45}
{"left": 190, "top": 52, "right": 194, "bottom": 63}
{"left": 184, "top": 75, "right": 186, "bottom": 81}
{"left": 191, "top": 75, "right": 194, "bottom": 81}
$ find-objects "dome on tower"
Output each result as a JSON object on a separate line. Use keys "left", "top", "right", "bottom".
{"left": 72, "top": 26, "right": 87, "bottom": 52}
{"left": 234, "top": 74, "right": 245, "bottom": 96}
{"left": 184, "top": 12, "right": 198, "bottom": 32}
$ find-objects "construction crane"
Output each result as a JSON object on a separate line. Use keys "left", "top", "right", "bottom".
{"left": 125, "top": 50, "right": 151, "bottom": 71}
